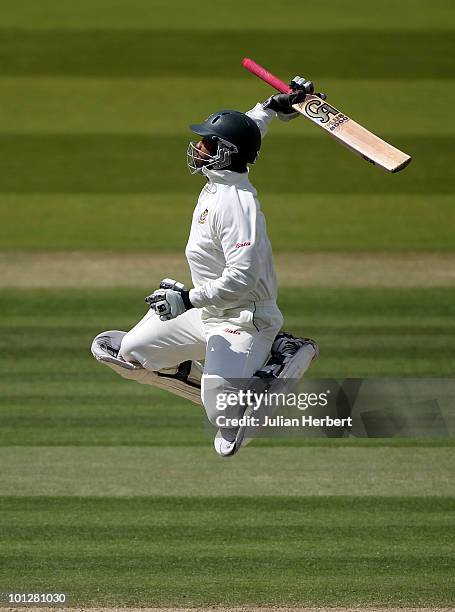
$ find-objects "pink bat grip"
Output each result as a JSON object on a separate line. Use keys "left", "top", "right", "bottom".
{"left": 242, "top": 58, "right": 292, "bottom": 94}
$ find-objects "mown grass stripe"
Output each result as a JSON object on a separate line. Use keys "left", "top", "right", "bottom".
{"left": 0, "top": 496, "right": 453, "bottom": 605}
{"left": 1, "top": 0, "right": 452, "bottom": 31}
{"left": 0, "top": 448, "right": 454, "bottom": 497}
{"left": 2, "top": 287, "right": 453, "bottom": 320}
{"left": 0, "top": 78, "right": 451, "bottom": 136}
{"left": 2, "top": 252, "right": 455, "bottom": 289}
{"left": 2, "top": 494, "right": 454, "bottom": 519}
{"left": 1, "top": 195, "right": 454, "bottom": 251}
{"left": 0, "top": 29, "right": 453, "bottom": 79}
{"left": 0, "top": 133, "right": 448, "bottom": 195}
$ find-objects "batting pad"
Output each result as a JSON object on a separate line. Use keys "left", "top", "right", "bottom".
{"left": 91, "top": 330, "right": 203, "bottom": 405}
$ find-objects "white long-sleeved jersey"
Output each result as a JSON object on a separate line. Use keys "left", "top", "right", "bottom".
{"left": 186, "top": 103, "right": 278, "bottom": 313}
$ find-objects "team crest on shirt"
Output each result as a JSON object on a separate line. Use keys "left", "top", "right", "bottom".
{"left": 198, "top": 208, "right": 209, "bottom": 224}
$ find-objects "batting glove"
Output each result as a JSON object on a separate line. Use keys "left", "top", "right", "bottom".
{"left": 291, "top": 76, "right": 326, "bottom": 101}
{"left": 262, "top": 76, "right": 326, "bottom": 121}
{"left": 145, "top": 278, "right": 194, "bottom": 321}
{"left": 158, "top": 277, "right": 186, "bottom": 292}
{"left": 145, "top": 288, "right": 193, "bottom": 321}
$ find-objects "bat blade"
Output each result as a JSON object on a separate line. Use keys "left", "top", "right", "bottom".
{"left": 242, "top": 57, "right": 411, "bottom": 173}
{"left": 292, "top": 96, "right": 411, "bottom": 172}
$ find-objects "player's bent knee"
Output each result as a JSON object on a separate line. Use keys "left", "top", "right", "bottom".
{"left": 119, "top": 331, "right": 180, "bottom": 372}
{"left": 118, "top": 332, "right": 137, "bottom": 362}
{"left": 118, "top": 332, "right": 150, "bottom": 367}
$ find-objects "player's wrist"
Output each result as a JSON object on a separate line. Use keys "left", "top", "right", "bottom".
{"left": 181, "top": 290, "right": 194, "bottom": 310}
{"left": 261, "top": 96, "right": 280, "bottom": 114}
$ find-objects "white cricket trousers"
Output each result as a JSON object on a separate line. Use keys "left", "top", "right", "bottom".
{"left": 119, "top": 300, "right": 283, "bottom": 439}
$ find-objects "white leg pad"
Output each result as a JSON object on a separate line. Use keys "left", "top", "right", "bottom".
{"left": 277, "top": 342, "right": 318, "bottom": 380}
{"left": 91, "top": 330, "right": 203, "bottom": 405}
{"left": 226, "top": 336, "right": 319, "bottom": 455}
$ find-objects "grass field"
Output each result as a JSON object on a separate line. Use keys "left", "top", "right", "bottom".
{"left": 1, "top": 0, "right": 454, "bottom": 609}
{"left": 1, "top": 497, "right": 454, "bottom": 607}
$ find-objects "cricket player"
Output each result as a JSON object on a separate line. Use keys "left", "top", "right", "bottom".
{"left": 92, "top": 77, "right": 322, "bottom": 457}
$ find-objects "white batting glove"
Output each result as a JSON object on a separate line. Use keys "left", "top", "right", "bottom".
{"left": 159, "top": 278, "right": 186, "bottom": 292}
{"left": 145, "top": 289, "right": 193, "bottom": 321}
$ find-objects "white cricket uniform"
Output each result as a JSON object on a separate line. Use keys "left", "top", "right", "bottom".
{"left": 119, "top": 103, "right": 283, "bottom": 436}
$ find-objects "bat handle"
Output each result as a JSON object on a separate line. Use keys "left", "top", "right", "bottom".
{"left": 242, "top": 58, "right": 292, "bottom": 94}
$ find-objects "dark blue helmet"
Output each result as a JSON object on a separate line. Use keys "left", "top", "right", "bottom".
{"left": 188, "top": 110, "right": 261, "bottom": 173}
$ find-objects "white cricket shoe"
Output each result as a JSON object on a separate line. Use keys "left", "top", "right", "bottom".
{"left": 214, "top": 431, "right": 237, "bottom": 457}
{"left": 213, "top": 404, "right": 255, "bottom": 458}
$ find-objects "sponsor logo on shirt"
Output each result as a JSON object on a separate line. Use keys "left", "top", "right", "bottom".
{"left": 223, "top": 328, "right": 241, "bottom": 335}
{"left": 235, "top": 241, "right": 251, "bottom": 249}
{"left": 198, "top": 208, "right": 209, "bottom": 224}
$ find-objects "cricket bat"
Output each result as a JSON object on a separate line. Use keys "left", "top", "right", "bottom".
{"left": 242, "top": 57, "right": 411, "bottom": 173}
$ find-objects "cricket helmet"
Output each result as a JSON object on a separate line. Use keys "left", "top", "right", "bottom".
{"left": 187, "top": 110, "right": 261, "bottom": 174}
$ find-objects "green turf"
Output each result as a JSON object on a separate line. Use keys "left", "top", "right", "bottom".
{"left": 1, "top": 447, "right": 454, "bottom": 495}
{"left": 1, "top": 194, "right": 454, "bottom": 252}
{"left": 0, "top": 496, "right": 453, "bottom": 606}
{"left": 0, "top": 133, "right": 448, "bottom": 196}
{"left": 0, "top": 5, "right": 452, "bottom": 254}
{"left": 0, "top": 0, "right": 453, "bottom": 30}
{"left": 0, "top": 29, "right": 453, "bottom": 79}
{"left": 1, "top": 78, "right": 451, "bottom": 136}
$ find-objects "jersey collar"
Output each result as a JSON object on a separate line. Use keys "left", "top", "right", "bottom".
{"left": 202, "top": 167, "right": 254, "bottom": 189}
